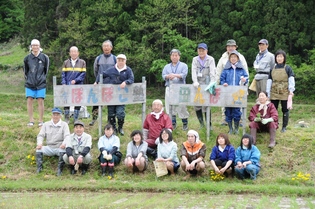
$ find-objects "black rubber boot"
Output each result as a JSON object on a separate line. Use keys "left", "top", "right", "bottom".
{"left": 101, "top": 165, "right": 107, "bottom": 176}
{"left": 281, "top": 112, "right": 289, "bottom": 133}
{"left": 108, "top": 166, "right": 114, "bottom": 178}
{"left": 228, "top": 122, "right": 233, "bottom": 134}
{"left": 109, "top": 116, "right": 117, "bottom": 134}
{"left": 81, "top": 164, "right": 89, "bottom": 175}
{"left": 56, "top": 153, "right": 65, "bottom": 176}
{"left": 70, "top": 165, "right": 76, "bottom": 175}
{"left": 118, "top": 118, "right": 125, "bottom": 136}
{"left": 196, "top": 110, "right": 204, "bottom": 129}
{"left": 36, "top": 152, "right": 43, "bottom": 173}
{"left": 234, "top": 120, "right": 239, "bottom": 135}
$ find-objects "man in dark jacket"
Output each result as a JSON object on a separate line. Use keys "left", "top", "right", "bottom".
{"left": 23, "top": 39, "right": 49, "bottom": 127}
{"left": 61, "top": 46, "right": 86, "bottom": 123}
{"left": 102, "top": 54, "right": 134, "bottom": 135}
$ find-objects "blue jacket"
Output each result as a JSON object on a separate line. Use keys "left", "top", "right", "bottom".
{"left": 220, "top": 61, "right": 248, "bottom": 86}
{"left": 209, "top": 144, "right": 235, "bottom": 162}
{"left": 61, "top": 58, "right": 86, "bottom": 85}
{"left": 234, "top": 145, "right": 261, "bottom": 167}
{"left": 102, "top": 66, "right": 134, "bottom": 85}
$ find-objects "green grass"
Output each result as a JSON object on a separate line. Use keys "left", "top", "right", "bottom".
{"left": 0, "top": 38, "right": 28, "bottom": 70}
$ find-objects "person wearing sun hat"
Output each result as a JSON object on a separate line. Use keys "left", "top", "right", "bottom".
{"left": 36, "top": 107, "right": 70, "bottom": 176}
{"left": 216, "top": 39, "right": 249, "bottom": 126}
{"left": 63, "top": 120, "right": 92, "bottom": 175}
{"left": 100, "top": 53, "right": 134, "bottom": 136}
{"left": 191, "top": 43, "right": 216, "bottom": 130}
{"left": 23, "top": 39, "right": 50, "bottom": 128}
{"left": 253, "top": 39, "right": 275, "bottom": 97}
{"left": 180, "top": 129, "right": 207, "bottom": 180}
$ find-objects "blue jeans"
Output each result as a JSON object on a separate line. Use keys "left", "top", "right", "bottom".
{"left": 235, "top": 164, "right": 260, "bottom": 180}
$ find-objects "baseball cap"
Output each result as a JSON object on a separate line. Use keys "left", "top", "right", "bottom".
{"left": 74, "top": 121, "right": 85, "bottom": 127}
{"left": 258, "top": 39, "right": 268, "bottom": 45}
{"left": 197, "top": 43, "right": 208, "bottom": 50}
{"left": 116, "top": 54, "right": 127, "bottom": 60}
{"left": 52, "top": 107, "right": 62, "bottom": 114}
{"left": 226, "top": 39, "right": 237, "bottom": 46}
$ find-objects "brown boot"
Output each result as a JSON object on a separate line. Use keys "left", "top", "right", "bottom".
{"left": 268, "top": 128, "right": 276, "bottom": 148}
{"left": 250, "top": 128, "right": 257, "bottom": 145}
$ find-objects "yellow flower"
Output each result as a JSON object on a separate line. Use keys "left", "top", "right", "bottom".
{"left": 1, "top": 176, "right": 6, "bottom": 179}
{"left": 31, "top": 156, "right": 35, "bottom": 161}
{"left": 27, "top": 155, "right": 31, "bottom": 159}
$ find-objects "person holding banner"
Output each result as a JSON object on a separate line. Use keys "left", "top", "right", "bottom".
{"left": 162, "top": 49, "right": 189, "bottom": 131}
{"left": 180, "top": 130, "right": 206, "bottom": 180}
{"left": 220, "top": 50, "right": 248, "bottom": 135}
{"left": 61, "top": 46, "right": 86, "bottom": 124}
{"left": 191, "top": 43, "right": 216, "bottom": 130}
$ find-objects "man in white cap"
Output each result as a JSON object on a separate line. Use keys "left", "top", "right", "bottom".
{"left": 143, "top": 99, "right": 173, "bottom": 159}
{"left": 180, "top": 129, "right": 206, "bottom": 180}
{"left": 23, "top": 39, "right": 50, "bottom": 127}
{"left": 101, "top": 54, "right": 134, "bottom": 136}
{"left": 216, "top": 39, "right": 248, "bottom": 126}
{"left": 253, "top": 39, "right": 275, "bottom": 97}
{"left": 36, "top": 107, "right": 70, "bottom": 176}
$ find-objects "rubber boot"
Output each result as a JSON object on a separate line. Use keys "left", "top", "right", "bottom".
{"left": 89, "top": 108, "right": 98, "bottom": 126}
{"left": 146, "top": 147, "right": 157, "bottom": 159}
{"left": 36, "top": 152, "right": 43, "bottom": 173}
{"left": 281, "top": 112, "right": 289, "bottom": 133}
{"left": 250, "top": 128, "right": 257, "bottom": 145}
{"left": 108, "top": 166, "right": 114, "bottom": 178}
{"left": 234, "top": 120, "right": 239, "bottom": 135}
{"left": 81, "top": 164, "right": 89, "bottom": 175}
{"left": 70, "top": 165, "right": 76, "bottom": 175}
{"left": 117, "top": 118, "right": 125, "bottom": 136}
{"left": 228, "top": 121, "right": 233, "bottom": 134}
{"left": 182, "top": 118, "right": 188, "bottom": 131}
{"left": 172, "top": 115, "right": 177, "bottom": 129}
{"left": 196, "top": 110, "right": 204, "bottom": 129}
{"left": 56, "top": 153, "right": 65, "bottom": 176}
{"left": 73, "top": 109, "right": 80, "bottom": 123}
{"left": 101, "top": 163, "right": 107, "bottom": 176}
{"left": 64, "top": 109, "right": 70, "bottom": 124}
{"left": 268, "top": 128, "right": 276, "bottom": 148}
{"left": 109, "top": 116, "right": 117, "bottom": 134}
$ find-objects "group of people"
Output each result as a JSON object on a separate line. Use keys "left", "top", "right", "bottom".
{"left": 25, "top": 37, "right": 295, "bottom": 180}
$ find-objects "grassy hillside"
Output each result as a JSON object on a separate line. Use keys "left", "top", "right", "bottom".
{"left": 0, "top": 41, "right": 314, "bottom": 198}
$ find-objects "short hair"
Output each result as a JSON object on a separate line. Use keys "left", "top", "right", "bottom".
{"left": 275, "top": 49, "right": 287, "bottom": 65}
{"left": 159, "top": 128, "right": 173, "bottom": 143}
{"left": 240, "top": 133, "right": 254, "bottom": 150}
{"left": 130, "top": 130, "right": 144, "bottom": 144}
{"left": 258, "top": 91, "right": 268, "bottom": 97}
{"left": 170, "top": 49, "right": 181, "bottom": 56}
{"left": 216, "top": 133, "right": 230, "bottom": 146}
{"left": 104, "top": 123, "right": 113, "bottom": 131}
{"left": 102, "top": 40, "right": 113, "bottom": 48}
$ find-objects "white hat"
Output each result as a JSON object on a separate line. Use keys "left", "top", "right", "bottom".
{"left": 187, "top": 130, "right": 200, "bottom": 141}
{"left": 116, "top": 54, "right": 127, "bottom": 60}
{"left": 152, "top": 99, "right": 163, "bottom": 105}
{"left": 31, "top": 39, "right": 40, "bottom": 46}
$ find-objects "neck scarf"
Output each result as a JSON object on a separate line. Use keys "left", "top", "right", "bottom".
{"left": 257, "top": 100, "right": 270, "bottom": 117}
{"left": 151, "top": 108, "right": 164, "bottom": 120}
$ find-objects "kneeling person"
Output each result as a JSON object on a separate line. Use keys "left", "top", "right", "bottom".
{"left": 63, "top": 121, "right": 92, "bottom": 175}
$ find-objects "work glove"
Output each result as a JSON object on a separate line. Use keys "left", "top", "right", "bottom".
{"left": 262, "top": 118, "right": 274, "bottom": 125}
{"left": 204, "top": 82, "right": 217, "bottom": 95}
{"left": 106, "top": 154, "right": 112, "bottom": 160}
{"left": 254, "top": 117, "right": 261, "bottom": 122}
{"left": 102, "top": 150, "right": 108, "bottom": 159}
{"left": 193, "top": 82, "right": 199, "bottom": 88}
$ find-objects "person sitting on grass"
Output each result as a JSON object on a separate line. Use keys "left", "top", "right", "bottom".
{"left": 234, "top": 134, "right": 261, "bottom": 180}
{"left": 248, "top": 91, "right": 278, "bottom": 148}
{"left": 180, "top": 130, "right": 206, "bottom": 180}
{"left": 98, "top": 124, "right": 122, "bottom": 178}
{"left": 63, "top": 121, "right": 92, "bottom": 175}
{"left": 209, "top": 133, "right": 235, "bottom": 178}
{"left": 125, "top": 130, "right": 148, "bottom": 174}
{"left": 155, "top": 128, "right": 180, "bottom": 176}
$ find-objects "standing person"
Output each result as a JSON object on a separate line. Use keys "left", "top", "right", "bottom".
{"left": 220, "top": 50, "right": 248, "bottom": 134}
{"left": 162, "top": 49, "right": 189, "bottom": 130}
{"left": 191, "top": 43, "right": 216, "bottom": 129}
{"left": 156, "top": 129, "right": 180, "bottom": 175}
{"left": 143, "top": 99, "right": 173, "bottom": 159}
{"left": 234, "top": 134, "right": 261, "bottom": 180}
{"left": 253, "top": 39, "right": 275, "bottom": 97}
{"left": 63, "top": 121, "right": 92, "bottom": 175}
{"left": 248, "top": 91, "right": 278, "bottom": 147}
{"left": 101, "top": 54, "right": 134, "bottom": 136}
{"left": 180, "top": 130, "right": 206, "bottom": 180}
{"left": 216, "top": 39, "right": 249, "bottom": 126}
{"left": 209, "top": 133, "right": 235, "bottom": 177}
{"left": 89, "top": 40, "right": 116, "bottom": 126}
{"left": 125, "top": 130, "right": 148, "bottom": 174}
{"left": 35, "top": 107, "right": 70, "bottom": 176}
{"left": 61, "top": 46, "right": 86, "bottom": 124}
{"left": 23, "top": 39, "right": 49, "bottom": 127}
{"left": 266, "top": 50, "right": 295, "bottom": 133}
{"left": 98, "top": 124, "right": 122, "bottom": 178}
